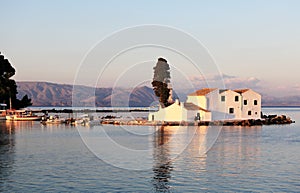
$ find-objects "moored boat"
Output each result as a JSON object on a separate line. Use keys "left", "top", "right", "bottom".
{"left": 41, "top": 115, "right": 66, "bottom": 124}
{"left": 0, "top": 103, "right": 7, "bottom": 120}
{"left": 5, "top": 109, "right": 42, "bottom": 121}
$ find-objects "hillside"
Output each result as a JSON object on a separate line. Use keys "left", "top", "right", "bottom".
{"left": 262, "top": 95, "right": 300, "bottom": 106}
{"left": 16, "top": 82, "right": 158, "bottom": 107}
{"left": 16, "top": 81, "right": 300, "bottom": 107}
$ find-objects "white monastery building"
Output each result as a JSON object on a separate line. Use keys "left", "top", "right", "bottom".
{"left": 148, "top": 88, "right": 261, "bottom": 122}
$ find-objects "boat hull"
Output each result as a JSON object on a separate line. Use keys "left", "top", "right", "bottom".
{"left": 6, "top": 115, "right": 42, "bottom": 121}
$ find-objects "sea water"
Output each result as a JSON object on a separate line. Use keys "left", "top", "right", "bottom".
{"left": 0, "top": 108, "right": 299, "bottom": 192}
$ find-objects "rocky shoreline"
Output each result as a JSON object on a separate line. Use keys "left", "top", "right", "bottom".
{"left": 100, "top": 114, "right": 295, "bottom": 127}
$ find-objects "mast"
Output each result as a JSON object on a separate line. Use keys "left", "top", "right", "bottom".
{"left": 9, "top": 95, "right": 12, "bottom": 110}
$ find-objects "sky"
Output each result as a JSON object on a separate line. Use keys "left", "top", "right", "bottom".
{"left": 1, "top": 0, "right": 300, "bottom": 96}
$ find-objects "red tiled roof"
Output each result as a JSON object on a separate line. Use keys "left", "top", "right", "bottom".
{"left": 183, "top": 103, "right": 210, "bottom": 112}
{"left": 234, "top": 89, "right": 250, "bottom": 94}
{"left": 188, "top": 88, "right": 217, "bottom": 96}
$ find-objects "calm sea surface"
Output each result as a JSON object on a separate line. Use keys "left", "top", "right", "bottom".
{"left": 1, "top": 108, "right": 299, "bottom": 192}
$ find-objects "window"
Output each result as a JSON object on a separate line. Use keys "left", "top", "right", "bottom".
{"left": 254, "top": 100, "right": 258, "bottom": 105}
{"left": 255, "top": 112, "right": 258, "bottom": 115}
{"left": 248, "top": 111, "right": 252, "bottom": 115}
{"left": 221, "top": 96, "right": 225, "bottom": 102}
{"left": 244, "top": 100, "right": 247, "bottom": 105}
{"left": 229, "top": 108, "right": 234, "bottom": 114}
{"left": 235, "top": 96, "right": 239, "bottom": 102}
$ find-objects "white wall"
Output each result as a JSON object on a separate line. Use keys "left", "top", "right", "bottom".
{"left": 186, "top": 95, "right": 207, "bottom": 109}
{"left": 186, "top": 89, "right": 219, "bottom": 111}
{"left": 148, "top": 103, "right": 185, "bottom": 122}
{"left": 240, "top": 90, "right": 261, "bottom": 119}
{"left": 186, "top": 109, "right": 211, "bottom": 122}
{"left": 148, "top": 102, "right": 212, "bottom": 122}
{"left": 206, "top": 89, "right": 220, "bottom": 111}
{"left": 148, "top": 88, "right": 261, "bottom": 122}
{"left": 217, "top": 90, "right": 242, "bottom": 119}
{"left": 202, "top": 111, "right": 212, "bottom": 121}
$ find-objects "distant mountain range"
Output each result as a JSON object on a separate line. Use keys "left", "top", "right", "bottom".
{"left": 16, "top": 81, "right": 300, "bottom": 107}
{"left": 16, "top": 82, "right": 158, "bottom": 107}
{"left": 261, "top": 95, "right": 300, "bottom": 107}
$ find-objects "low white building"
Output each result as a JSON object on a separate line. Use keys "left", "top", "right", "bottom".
{"left": 234, "top": 89, "right": 261, "bottom": 119}
{"left": 148, "top": 99, "right": 211, "bottom": 122}
{"left": 148, "top": 88, "right": 261, "bottom": 122}
{"left": 217, "top": 89, "right": 242, "bottom": 120}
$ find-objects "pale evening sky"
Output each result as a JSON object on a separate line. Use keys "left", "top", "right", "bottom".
{"left": 1, "top": 0, "right": 300, "bottom": 96}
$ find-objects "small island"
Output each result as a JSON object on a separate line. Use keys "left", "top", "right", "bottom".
{"left": 101, "top": 58, "right": 294, "bottom": 127}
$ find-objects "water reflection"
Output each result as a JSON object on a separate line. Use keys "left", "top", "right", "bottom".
{"left": 184, "top": 126, "right": 208, "bottom": 173}
{"left": 208, "top": 126, "right": 262, "bottom": 176}
{"left": 151, "top": 125, "right": 263, "bottom": 191}
{"left": 0, "top": 121, "right": 16, "bottom": 146}
{"left": 152, "top": 126, "right": 209, "bottom": 191}
{"left": 186, "top": 126, "right": 208, "bottom": 157}
{"left": 218, "top": 126, "right": 261, "bottom": 158}
{"left": 152, "top": 126, "right": 174, "bottom": 192}
{"left": 0, "top": 121, "right": 16, "bottom": 185}
{"left": 3, "top": 121, "right": 35, "bottom": 134}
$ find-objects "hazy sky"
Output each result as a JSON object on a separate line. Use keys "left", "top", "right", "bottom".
{"left": 1, "top": 0, "right": 300, "bottom": 96}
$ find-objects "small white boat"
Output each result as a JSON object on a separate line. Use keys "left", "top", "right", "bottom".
{"left": 6, "top": 110, "right": 42, "bottom": 121}
{"left": 68, "top": 114, "right": 98, "bottom": 126}
{"left": 73, "top": 114, "right": 91, "bottom": 125}
{"left": 41, "top": 115, "right": 66, "bottom": 124}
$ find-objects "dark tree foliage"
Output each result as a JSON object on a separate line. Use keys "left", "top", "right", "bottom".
{"left": 0, "top": 52, "right": 32, "bottom": 109}
{"left": 151, "top": 58, "right": 171, "bottom": 108}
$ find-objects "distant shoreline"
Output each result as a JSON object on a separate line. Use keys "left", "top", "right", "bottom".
{"left": 29, "top": 105, "right": 300, "bottom": 108}
{"left": 25, "top": 106, "right": 300, "bottom": 114}
{"left": 29, "top": 107, "right": 157, "bottom": 113}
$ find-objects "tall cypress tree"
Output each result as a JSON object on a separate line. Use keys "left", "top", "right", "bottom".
{"left": 151, "top": 58, "right": 171, "bottom": 108}
{"left": 0, "top": 52, "right": 32, "bottom": 109}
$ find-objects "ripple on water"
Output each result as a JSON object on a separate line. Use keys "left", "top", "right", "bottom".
{"left": 0, "top": 109, "right": 300, "bottom": 192}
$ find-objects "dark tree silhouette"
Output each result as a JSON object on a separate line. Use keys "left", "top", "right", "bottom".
{"left": 0, "top": 52, "right": 32, "bottom": 109}
{"left": 151, "top": 58, "right": 171, "bottom": 108}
